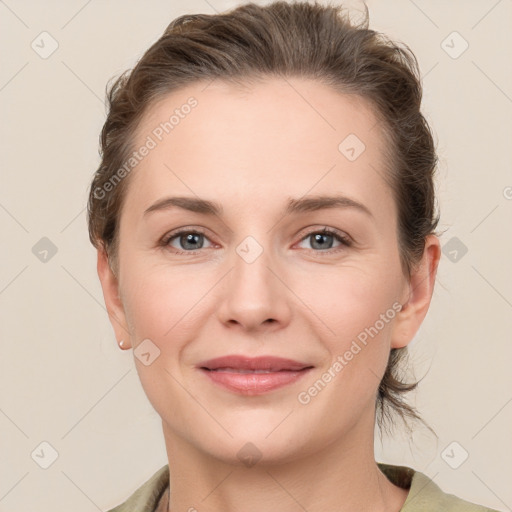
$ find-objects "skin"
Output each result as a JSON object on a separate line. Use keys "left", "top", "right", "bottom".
{"left": 97, "top": 77, "right": 441, "bottom": 512}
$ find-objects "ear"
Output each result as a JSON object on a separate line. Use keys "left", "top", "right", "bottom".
{"left": 97, "top": 248, "right": 132, "bottom": 349}
{"left": 391, "top": 235, "right": 441, "bottom": 349}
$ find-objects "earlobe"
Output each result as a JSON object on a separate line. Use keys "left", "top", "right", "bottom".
{"left": 391, "top": 235, "right": 441, "bottom": 349}
{"left": 96, "top": 248, "right": 132, "bottom": 349}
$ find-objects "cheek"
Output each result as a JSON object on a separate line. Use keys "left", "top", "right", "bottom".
{"left": 300, "top": 262, "right": 401, "bottom": 401}
{"left": 119, "top": 266, "right": 208, "bottom": 423}
{"left": 123, "top": 258, "right": 218, "bottom": 358}
{"left": 121, "top": 263, "right": 207, "bottom": 344}
{"left": 300, "top": 263, "right": 400, "bottom": 342}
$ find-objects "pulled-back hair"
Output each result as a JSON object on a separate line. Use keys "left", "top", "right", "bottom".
{"left": 87, "top": 1, "right": 440, "bottom": 434}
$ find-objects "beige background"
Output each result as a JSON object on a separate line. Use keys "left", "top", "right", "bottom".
{"left": 1, "top": 0, "right": 511, "bottom": 510}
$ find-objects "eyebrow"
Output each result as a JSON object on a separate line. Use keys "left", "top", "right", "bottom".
{"left": 143, "top": 194, "right": 373, "bottom": 219}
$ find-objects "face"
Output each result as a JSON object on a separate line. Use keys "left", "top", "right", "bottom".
{"left": 99, "top": 77, "right": 439, "bottom": 466}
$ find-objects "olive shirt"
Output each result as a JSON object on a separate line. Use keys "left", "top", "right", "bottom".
{"left": 106, "top": 463, "right": 500, "bottom": 512}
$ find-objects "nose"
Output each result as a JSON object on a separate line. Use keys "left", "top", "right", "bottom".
{"left": 215, "top": 237, "right": 292, "bottom": 333}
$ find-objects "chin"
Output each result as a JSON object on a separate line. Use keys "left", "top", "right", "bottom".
{"left": 202, "top": 435, "right": 307, "bottom": 468}
{"left": 189, "top": 417, "right": 320, "bottom": 468}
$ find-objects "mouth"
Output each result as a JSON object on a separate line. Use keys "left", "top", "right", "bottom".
{"left": 208, "top": 368, "right": 294, "bottom": 373}
{"left": 198, "top": 355, "right": 313, "bottom": 372}
{"left": 197, "top": 355, "right": 314, "bottom": 395}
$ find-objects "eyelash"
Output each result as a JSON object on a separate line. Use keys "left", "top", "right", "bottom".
{"left": 160, "top": 227, "right": 352, "bottom": 256}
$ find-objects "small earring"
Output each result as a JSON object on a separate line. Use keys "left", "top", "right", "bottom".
{"left": 119, "top": 340, "right": 125, "bottom": 348}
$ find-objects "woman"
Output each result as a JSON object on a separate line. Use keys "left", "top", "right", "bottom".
{"left": 87, "top": 2, "right": 500, "bottom": 511}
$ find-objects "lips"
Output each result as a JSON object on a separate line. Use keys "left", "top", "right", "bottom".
{"left": 197, "top": 355, "right": 314, "bottom": 395}
{"left": 198, "top": 355, "right": 312, "bottom": 372}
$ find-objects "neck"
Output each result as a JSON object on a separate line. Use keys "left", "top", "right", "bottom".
{"left": 161, "top": 413, "right": 408, "bottom": 512}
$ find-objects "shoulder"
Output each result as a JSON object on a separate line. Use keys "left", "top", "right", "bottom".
{"left": 378, "top": 463, "right": 501, "bottom": 512}
{"left": 105, "top": 464, "right": 169, "bottom": 512}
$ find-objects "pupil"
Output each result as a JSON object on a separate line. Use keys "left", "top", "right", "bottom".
{"left": 183, "top": 233, "right": 202, "bottom": 250}
{"left": 313, "top": 233, "right": 332, "bottom": 249}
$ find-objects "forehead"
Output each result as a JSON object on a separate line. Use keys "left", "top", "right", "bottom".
{"left": 125, "top": 77, "right": 393, "bottom": 218}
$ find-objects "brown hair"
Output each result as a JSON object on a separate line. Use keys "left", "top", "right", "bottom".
{"left": 87, "top": 1, "right": 440, "bottom": 434}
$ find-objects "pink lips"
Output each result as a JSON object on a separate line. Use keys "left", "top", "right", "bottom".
{"left": 197, "top": 355, "right": 314, "bottom": 395}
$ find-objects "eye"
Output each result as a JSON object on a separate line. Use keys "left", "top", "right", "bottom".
{"left": 296, "top": 227, "right": 352, "bottom": 253}
{"left": 160, "top": 226, "right": 352, "bottom": 256}
{"left": 161, "top": 229, "right": 213, "bottom": 253}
